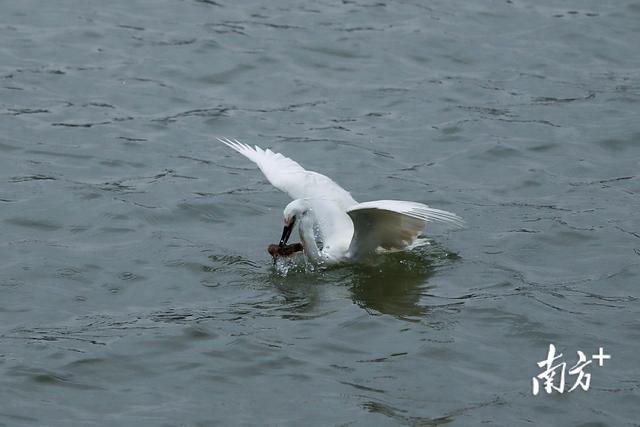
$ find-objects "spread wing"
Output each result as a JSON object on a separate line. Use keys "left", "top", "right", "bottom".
{"left": 346, "top": 200, "right": 464, "bottom": 256}
{"left": 218, "top": 138, "right": 357, "bottom": 209}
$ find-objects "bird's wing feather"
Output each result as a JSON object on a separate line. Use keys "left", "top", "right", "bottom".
{"left": 346, "top": 200, "right": 463, "bottom": 255}
{"left": 218, "top": 138, "right": 357, "bottom": 209}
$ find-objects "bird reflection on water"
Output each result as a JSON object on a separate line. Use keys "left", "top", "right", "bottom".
{"left": 267, "top": 243, "right": 462, "bottom": 319}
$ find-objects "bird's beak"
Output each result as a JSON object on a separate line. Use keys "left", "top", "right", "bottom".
{"left": 279, "top": 222, "right": 294, "bottom": 247}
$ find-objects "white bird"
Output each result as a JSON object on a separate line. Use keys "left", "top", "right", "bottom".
{"left": 217, "top": 137, "right": 463, "bottom": 265}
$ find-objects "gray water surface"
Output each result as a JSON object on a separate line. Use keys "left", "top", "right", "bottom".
{"left": 1, "top": 0, "right": 639, "bottom": 425}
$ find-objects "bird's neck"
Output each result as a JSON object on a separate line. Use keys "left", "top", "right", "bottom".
{"left": 298, "top": 215, "right": 322, "bottom": 263}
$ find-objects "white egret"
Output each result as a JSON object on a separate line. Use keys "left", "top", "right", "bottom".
{"left": 218, "top": 138, "right": 463, "bottom": 265}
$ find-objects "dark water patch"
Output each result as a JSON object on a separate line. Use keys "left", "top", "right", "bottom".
{"left": 440, "top": 125, "right": 462, "bottom": 135}
{"left": 399, "top": 161, "right": 435, "bottom": 171}
{"left": 3, "top": 328, "right": 107, "bottom": 346}
{"left": 527, "top": 294, "right": 584, "bottom": 315}
{"left": 238, "top": 100, "right": 328, "bottom": 114}
{"left": 117, "top": 24, "right": 145, "bottom": 31}
{"left": 9, "top": 174, "right": 56, "bottom": 182}
{"left": 549, "top": 217, "right": 599, "bottom": 232}
{"left": 356, "top": 352, "right": 408, "bottom": 364}
{"left": 596, "top": 134, "right": 640, "bottom": 151}
{"left": 596, "top": 176, "right": 635, "bottom": 184}
{"left": 6, "top": 67, "right": 66, "bottom": 76}
{"left": 362, "top": 400, "right": 453, "bottom": 425}
{"left": 200, "top": 64, "right": 255, "bottom": 85}
{"left": 10, "top": 367, "right": 102, "bottom": 390}
{"left": 208, "top": 254, "right": 261, "bottom": 270}
{"left": 527, "top": 142, "right": 559, "bottom": 152}
{"left": 165, "top": 259, "right": 212, "bottom": 274}
{"left": 82, "top": 102, "right": 115, "bottom": 109}
{"left": 51, "top": 117, "right": 133, "bottom": 127}
{"left": 532, "top": 93, "right": 595, "bottom": 104}
{"left": 99, "top": 159, "right": 140, "bottom": 168}
{"left": 568, "top": 176, "right": 635, "bottom": 189}
{"left": 205, "top": 22, "right": 248, "bottom": 36}
{"left": 56, "top": 267, "right": 91, "bottom": 284}
{"left": 149, "top": 308, "right": 223, "bottom": 324}
{"left": 118, "top": 136, "right": 148, "bottom": 142}
{"left": 0, "top": 412, "right": 39, "bottom": 423}
{"left": 76, "top": 191, "right": 101, "bottom": 201}
{"left": 614, "top": 226, "right": 640, "bottom": 241}
{"left": 4, "top": 108, "right": 50, "bottom": 115}
{"left": 475, "top": 143, "right": 522, "bottom": 159}
{"left": 309, "top": 124, "right": 351, "bottom": 132}
{"left": 229, "top": 20, "right": 303, "bottom": 30}
{"left": 340, "top": 380, "right": 386, "bottom": 394}
{"left": 99, "top": 226, "right": 135, "bottom": 233}
{"left": 98, "top": 182, "right": 137, "bottom": 193}
{"left": 493, "top": 117, "right": 561, "bottom": 127}
{"left": 458, "top": 105, "right": 513, "bottom": 117}
{"left": 183, "top": 325, "right": 215, "bottom": 340}
{"left": 500, "top": 201, "right": 571, "bottom": 212}
{"left": 118, "top": 272, "right": 145, "bottom": 282}
{"left": 0, "top": 278, "right": 25, "bottom": 288}
{"left": 175, "top": 202, "right": 229, "bottom": 223}
{"left": 0, "top": 141, "right": 20, "bottom": 151}
{"left": 123, "top": 76, "right": 171, "bottom": 88}
{"left": 153, "top": 107, "right": 229, "bottom": 123}
{"left": 153, "top": 169, "right": 197, "bottom": 180}
{"left": 178, "top": 155, "right": 213, "bottom": 165}
{"left": 4, "top": 217, "right": 61, "bottom": 231}
{"left": 26, "top": 149, "right": 92, "bottom": 160}
{"left": 195, "top": 0, "right": 223, "bottom": 6}
{"left": 534, "top": 229, "right": 595, "bottom": 246}
{"left": 336, "top": 26, "right": 381, "bottom": 32}
{"left": 303, "top": 45, "right": 368, "bottom": 59}
{"left": 131, "top": 35, "right": 198, "bottom": 46}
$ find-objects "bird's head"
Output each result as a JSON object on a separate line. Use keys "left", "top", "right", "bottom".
{"left": 280, "top": 199, "right": 309, "bottom": 247}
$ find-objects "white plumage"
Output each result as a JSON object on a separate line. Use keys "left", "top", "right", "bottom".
{"left": 218, "top": 137, "right": 463, "bottom": 265}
